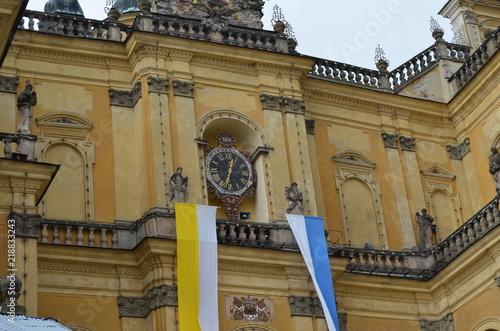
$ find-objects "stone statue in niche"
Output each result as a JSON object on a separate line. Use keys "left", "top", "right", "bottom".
{"left": 17, "top": 80, "right": 37, "bottom": 135}
{"left": 489, "top": 147, "right": 500, "bottom": 195}
{"left": 415, "top": 208, "right": 434, "bottom": 251}
{"left": 168, "top": 167, "right": 189, "bottom": 203}
{"left": 285, "top": 182, "right": 303, "bottom": 215}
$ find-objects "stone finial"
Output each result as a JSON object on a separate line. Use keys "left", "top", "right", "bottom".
{"left": 139, "top": 0, "right": 152, "bottom": 13}
{"left": 104, "top": 0, "right": 117, "bottom": 14}
{"left": 374, "top": 44, "right": 390, "bottom": 71}
{"left": 271, "top": 4, "right": 285, "bottom": 32}
{"left": 381, "top": 132, "right": 398, "bottom": 149}
{"left": 430, "top": 16, "right": 444, "bottom": 41}
{"left": 107, "top": 7, "right": 121, "bottom": 21}
{"left": 0, "top": 274, "right": 26, "bottom": 315}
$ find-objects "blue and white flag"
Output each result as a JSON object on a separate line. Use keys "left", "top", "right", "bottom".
{"left": 286, "top": 214, "right": 340, "bottom": 331}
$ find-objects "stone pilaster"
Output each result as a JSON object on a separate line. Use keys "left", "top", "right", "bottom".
{"left": 381, "top": 133, "right": 416, "bottom": 248}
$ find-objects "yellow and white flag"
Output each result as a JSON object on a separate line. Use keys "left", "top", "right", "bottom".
{"left": 175, "top": 203, "right": 219, "bottom": 331}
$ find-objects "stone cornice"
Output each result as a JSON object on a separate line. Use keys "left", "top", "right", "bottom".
{"left": 192, "top": 55, "right": 256, "bottom": 73}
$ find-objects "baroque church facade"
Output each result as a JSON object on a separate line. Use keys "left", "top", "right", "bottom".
{"left": 0, "top": 0, "right": 499, "bottom": 330}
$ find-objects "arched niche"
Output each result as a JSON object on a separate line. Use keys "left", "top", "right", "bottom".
{"left": 472, "top": 318, "right": 500, "bottom": 331}
{"left": 197, "top": 110, "right": 272, "bottom": 222}
{"left": 332, "top": 150, "right": 388, "bottom": 249}
{"left": 37, "top": 132, "right": 95, "bottom": 221}
{"left": 421, "top": 163, "right": 462, "bottom": 242}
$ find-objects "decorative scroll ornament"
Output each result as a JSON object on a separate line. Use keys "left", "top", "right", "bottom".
{"left": 374, "top": 44, "right": 390, "bottom": 67}
{"left": 420, "top": 313, "right": 455, "bottom": 331}
{"left": 283, "top": 97, "right": 305, "bottom": 114}
{"left": 118, "top": 284, "right": 178, "bottom": 318}
{"left": 446, "top": 138, "right": 470, "bottom": 160}
{"left": 399, "top": 135, "right": 415, "bottom": 151}
{"left": 0, "top": 75, "right": 19, "bottom": 93}
{"left": 172, "top": 79, "right": 194, "bottom": 97}
{"left": 9, "top": 212, "right": 41, "bottom": 238}
{"left": 288, "top": 296, "right": 324, "bottom": 317}
{"left": 260, "top": 93, "right": 282, "bottom": 111}
{"left": 229, "top": 296, "right": 271, "bottom": 321}
{"left": 381, "top": 132, "right": 398, "bottom": 149}
{"left": 109, "top": 81, "right": 142, "bottom": 108}
{"left": 147, "top": 76, "right": 169, "bottom": 94}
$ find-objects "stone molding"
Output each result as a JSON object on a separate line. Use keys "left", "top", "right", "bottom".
{"left": 288, "top": 295, "right": 324, "bottom": 318}
{"left": 305, "top": 119, "right": 315, "bottom": 134}
{"left": 118, "top": 284, "right": 178, "bottom": 318}
{"left": 193, "top": 55, "right": 256, "bottom": 73}
{"left": 9, "top": 212, "right": 41, "bottom": 238}
{"left": 260, "top": 93, "right": 282, "bottom": 111}
{"left": 420, "top": 313, "right": 455, "bottom": 331}
{"left": 446, "top": 138, "right": 470, "bottom": 160}
{"left": 0, "top": 75, "right": 19, "bottom": 93}
{"left": 109, "top": 82, "right": 142, "bottom": 108}
{"left": 147, "top": 76, "right": 169, "bottom": 94}
{"left": 172, "top": 79, "right": 194, "bottom": 97}
{"left": 381, "top": 132, "right": 399, "bottom": 149}
{"left": 283, "top": 97, "right": 305, "bottom": 114}
{"left": 400, "top": 135, "right": 416, "bottom": 151}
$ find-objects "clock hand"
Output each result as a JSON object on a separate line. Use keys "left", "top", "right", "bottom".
{"left": 225, "top": 158, "right": 235, "bottom": 184}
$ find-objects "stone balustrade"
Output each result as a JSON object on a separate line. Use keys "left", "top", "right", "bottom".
{"left": 310, "top": 60, "right": 381, "bottom": 89}
{"left": 19, "top": 10, "right": 133, "bottom": 41}
{"left": 37, "top": 196, "right": 500, "bottom": 281}
{"left": 449, "top": 27, "right": 500, "bottom": 90}
{"left": 343, "top": 197, "right": 500, "bottom": 280}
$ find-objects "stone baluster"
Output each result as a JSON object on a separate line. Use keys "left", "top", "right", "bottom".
{"left": 443, "top": 243, "right": 451, "bottom": 259}
{"left": 57, "top": 18, "right": 64, "bottom": 34}
{"left": 41, "top": 224, "right": 48, "bottom": 243}
{"left": 112, "top": 230, "right": 118, "bottom": 248}
{"left": 53, "top": 225, "right": 60, "bottom": 244}
{"left": 89, "top": 227, "right": 95, "bottom": 246}
{"left": 461, "top": 229, "right": 470, "bottom": 247}
{"left": 48, "top": 17, "right": 55, "bottom": 33}
{"left": 65, "top": 226, "right": 72, "bottom": 244}
{"left": 480, "top": 213, "right": 489, "bottom": 231}
{"left": 493, "top": 202, "right": 500, "bottom": 223}
{"left": 248, "top": 225, "right": 256, "bottom": 241}
{"left": 455, "top": 234, "right": 464, "bottom": 250}
{"left": 239, "top": 225, "right": 247, "bottom": 241}
{"left": 349, "top": 251, "right": 356, "bottom": 265}
{"left": 218, "top": 223, "right": 226, "bottom": 241}
{"left": 38, "top": 16, "right": 45, "bottom": 32}
{"left": 486, "top": 207, "right": 495, "bottom": 227}
{"left": 394, "top": 255, "right": 402, "bottom": 268}
{"left": 28, "top": 15, "right": 35, "bottom": 31}
{"left": 367, "top": 253, "right": 375, "bottom": 266}
{"left": 67, "top": 19, "right": 75, "bottom": 37}
{"left": 77, "top": 226, "right": 84, "bottom": 245}
{"left": 376, "top": 254, "right": 383, "bottom": 266}
{"left": 449, "top": 238, "right": 458, "bottom": 254}
{"left": 77, "top": 21, "right": 84, "bottom": 37}
{"left": 227, "top": 224, "right": 235, "bottom": 241}
{"left": 358, "top": 252, "right": 365, "bottom": 265}
{"left": 474, "top": 216, "right": 482, "bottom": 234}
{"left": 385, "top": 255, "right": 392, "bottom": 268}
{"left": 467, "top": 223, "right": 476, "bottom": 241}
{"left": 403, "top": 256, "right": 410, "bottom": 269}
{"left": 101, "top": 228, "right": 107, "bottom": 247}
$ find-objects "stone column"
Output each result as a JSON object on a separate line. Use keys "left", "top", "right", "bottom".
{"left": 381, "top": 132, "right": 416, "bottom": 248}
{"left": 447, "top": 138, "right": 474, "bottom": 218}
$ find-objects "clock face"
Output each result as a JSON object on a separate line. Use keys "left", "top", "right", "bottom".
{"left": 206, "top": 147, "right": 254, "bottom": 197}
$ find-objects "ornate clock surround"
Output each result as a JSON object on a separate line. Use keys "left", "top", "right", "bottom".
{"left": 205, "top": 132, "right": 256, "bottom": 221}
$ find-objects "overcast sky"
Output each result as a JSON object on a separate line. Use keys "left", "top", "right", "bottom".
{"left": 26, "top": 0, "right": 453, "bottom": 70}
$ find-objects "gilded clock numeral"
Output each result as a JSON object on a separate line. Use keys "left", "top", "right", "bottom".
{"left": 241, "top": 170, "right": 249, "bottom": 177}
{"left": 211, "top": 160, "right": 219, "bottom": 166}
{"left": 228, "top": 183, "right": 233, "bottom": 191}
{"left": 240, "top": 178, "right": 248, "bottom": 185}
{"left": 219, "top": 180, "right": 227, "bottom": 188}
{"left": 210, "top": 167, "right": 217, "bottom": 173}
{"left": 212, "top": 174, "right": 221, "bottom": 182}
{"left": 236, "top": 183, "right": 241, "bottom": 190}
{"left": 217, "top": 154, "right": 224, "bottom": 161}
{"left": 239, "top": 163, "right": 246, "bottom": 169}
{"left": 225, "top": 153, "right": 232, "bottom": 160}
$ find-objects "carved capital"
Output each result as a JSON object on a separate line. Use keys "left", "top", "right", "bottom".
{"left": 399, "top": 135, "right": 415, "bottom": 151}
{"left": 147, "top": 76, "right": 169, "bottom": 94}
{"left": 283, "top": 97, "right": 305, "bottom": 114}
{"left": 9, "top": 212, "right": 41, "bottom": 238}
{"left": 0, "top": 75, "right": 19, "bottom": 93}
{"left": 109, "top": 81, "right": 142, "bottom": 108}
{"left": 288, "top": 295, "right": 324, "bottom": 317}
{"left": 446, "top": 138, "right": 470, "bottom": 160}
{"left": 495, "top": 275, "right": 500, "bottom": 287}
{"left": 338, "top": 312, "right": 348, "bottom": 331}
{"left": 420, "top": 313, "right": 455, "bottom": 331}
{"left": 305, "top": 119, "right": 315, "bottom": 134}
{"left": 172, "top": 79, "right": 194, "bottom": 97}
{"left": 381, "top": 132, "right": 398, "bottom": 149}
{"left": 260, "top": 93, "right": 282, "bottom": 111}
{"left": 118, "top": 284, "right": 178, "bottom": 318}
